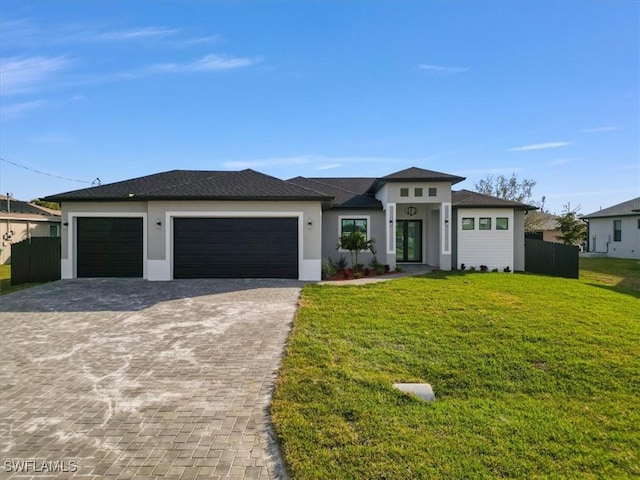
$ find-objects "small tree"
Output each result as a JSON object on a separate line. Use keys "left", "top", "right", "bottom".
{"left": 556, "top": 204, "right": 586, "bottom": 245}
{"left": 337, "top": 231, "right": 375, "bottom": 272}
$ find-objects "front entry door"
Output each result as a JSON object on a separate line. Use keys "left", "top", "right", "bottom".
{"left": 396, "top": 220, "right": 422, "bottom": 262}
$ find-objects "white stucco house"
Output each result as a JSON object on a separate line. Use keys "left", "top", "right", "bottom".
{"left": 583, "top": 197, "right": 640, "bottom": 259}
{"left": 1, "top": 195, "right": 61, "bottom": 264}
{"left": 44, "top": 167, "right": 536, "bottom": 281}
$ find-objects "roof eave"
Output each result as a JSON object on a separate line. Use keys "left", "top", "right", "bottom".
{"left": 47, "top": 195, "right": 333, "bottom": 202}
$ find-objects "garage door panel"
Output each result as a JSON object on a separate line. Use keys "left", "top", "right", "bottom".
{"left": 174, "top": 218, "right": 298, "bottom": 279}
{"left": 77, "top": 217, "right": 143, "bottom": 278}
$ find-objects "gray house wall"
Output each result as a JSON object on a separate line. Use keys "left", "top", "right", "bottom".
{"left": 513, "top": 210, "right": 526, "bottom": 271}
{"left": 321, "top": 209, "right": 385, "bottom": 267}
{"left": 60, "top": 199, "right": 323, "bottom": 281}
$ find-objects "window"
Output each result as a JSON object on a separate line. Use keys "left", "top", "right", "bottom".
{"left": 637, "top": 219, "right": 640, "bottom": 229}
{"left": 496, "top": 217, "right": 509, "bottom": 230}
{"left": 479, "top": 217, "right": 492, "bottom": 230}
{"left": 414, "top": 188, "right": 423, "bottom": 197}
{"left": 613, "top": 220, "right": 622, "bottom": 242}
{"left": 49, "top": 225, "right": 58, "bottom": 237}
{"left": 462, "top": 218, "right": 475, "bottom": 230}
{"left": 428, "top": 187, "right": 437, "bottom": 197}
{"left": 400, "top": 188, "right": 409, "bottom": 197}
{"left": 341, "top": 218, "right": 368, "bottom": 238}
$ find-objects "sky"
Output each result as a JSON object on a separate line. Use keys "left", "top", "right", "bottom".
{"left": 1, "top": 0, "right": 638, "bottom": 215}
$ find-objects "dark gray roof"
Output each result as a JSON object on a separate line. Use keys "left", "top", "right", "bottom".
{"left": 451, "top": 190, "right": 537, "bottom": 210}
{"left": 287, "top": 177, "right": 382, "bottom": 210}
{"left": 582, "top": 197, "right": 640, "bottom": 219}
{"left": 0, "top": 197, "right": 61, "bottom": 217}
{"left": 44, "top": 169, "right": 333, "bottom": 202}
{"left": 379, "top": 167, "right": 465, "bottom": 185}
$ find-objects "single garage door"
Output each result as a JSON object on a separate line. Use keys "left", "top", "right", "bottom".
{"left": 77, "top": 217, "right": 143, "bottom": 277}
{"left": 173, "top": 217, "right": 298, "bottom": 279}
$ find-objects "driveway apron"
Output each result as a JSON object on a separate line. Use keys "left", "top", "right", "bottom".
{"left": 0, "top": 279, "right": 301, "bottom": 479}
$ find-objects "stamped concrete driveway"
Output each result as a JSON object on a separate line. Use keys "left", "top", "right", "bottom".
{"left": 0, "top": 279, "right": 301, "bottom": 480}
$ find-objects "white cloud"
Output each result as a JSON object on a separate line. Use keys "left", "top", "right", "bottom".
{"left": 223, "top": 155, "right": 423, "bottom": 171}
{"left": 580, "top": 126, "right": 620, "bottom": 133}
{"left": 223, "top": 156, "right": 311, "bottom": 170}
{"left": 92, "top": 27, "right": 179, "bottom": 41}
{"left": 455, "top": 167, "right": 522, "bottom": 176}
{"left": 1, "top": 99, "right": 49, "bottom": 117}
{"left": 138, "top": 54, "right": 262, "bottom": 76}
{"left": 1, "top": 56, "right": 72, "bottom": 95}
{"left": 172, "top": 35, "right": 222, "bottom": 47}
{"left": 30, "top": 132, "right": 76, "bottom": 145}
{"left": 509, "top": 142, "right": 571, "bottom": 152}
{"left": 317, "top": 163, "right": 342, "bottom": 170}
{"left": 418, "top": 64, "right": 470, "bottom": 74}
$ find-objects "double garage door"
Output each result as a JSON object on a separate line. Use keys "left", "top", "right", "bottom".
{"left": 174, "top": 218, "right": 298, "bottom": 279}
{"left": 76, "top": 217, "right": 298, "bottom": 279}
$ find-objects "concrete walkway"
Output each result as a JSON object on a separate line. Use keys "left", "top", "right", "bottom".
{"left": 0, "top": 279, "right": 301, "bottom": 480}
{"left": 320, "top": 264, "right": 434, "bottom": 286}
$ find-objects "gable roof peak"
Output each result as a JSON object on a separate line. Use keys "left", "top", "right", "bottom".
{"left": 379, "top": 166, "right": 465, "bottom": 185}
{"left": 582, "top": 196, "right": 640, "bottom": 219}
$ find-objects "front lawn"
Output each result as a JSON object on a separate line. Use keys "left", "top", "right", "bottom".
{"left": 272, "top": 267, "right": 639, "bottom": 478}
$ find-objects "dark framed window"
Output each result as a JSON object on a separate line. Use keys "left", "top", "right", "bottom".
{"left": 479, "top": 217, "right": 491, "bottom": 230}
{"left": 637, "top": 219, "right": 640, "bottom": 229}
{"left": 341, "top": 218, "right": 368, "bottom": 238}
{"left": 496, "top": 217, "right": 509, "bottom": 230}
{"left": 428, "top": 187, "right": 437, "bottom": 197}
{"left": 414, "top": 188, "right": 423, "bottom": 197}
{"left": 613, "top": 220, "right": 622, "bottom": 242}
{"left": 49, "top": 225, "right": 58, "bottom": 237}
{"left": 400, "top": 188, "right": 409, "bottom": 197}
{"left": 462, "top": 218, "right": 475, "bottom": 230}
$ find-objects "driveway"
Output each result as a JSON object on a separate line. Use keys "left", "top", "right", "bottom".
{"left": 0, "top": 278, "right": 301, "bottom": 479}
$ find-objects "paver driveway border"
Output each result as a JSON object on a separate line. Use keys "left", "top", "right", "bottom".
{"left": 0, "top": 278, "right": 302, "bottom": 480}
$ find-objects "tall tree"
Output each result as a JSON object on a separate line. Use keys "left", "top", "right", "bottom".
{"left": 474, "top": 173, "right": 540, "bottom": 232}
{"left": 555, "top": 204, "right": 586, "bottom": 246}
{"left": 474, "top": 173, "right": 536, "bottom": 203}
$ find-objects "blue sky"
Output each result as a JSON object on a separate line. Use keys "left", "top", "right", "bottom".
{"left": 1, "top": 1, "right": 638, "bottom": 215}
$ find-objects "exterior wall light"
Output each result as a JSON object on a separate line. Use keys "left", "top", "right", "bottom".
{"left": 156, "top": 219, "right": 162, "bottom": 228}
{"left": 307, "top": 218, "right": 313, "bottom": 229}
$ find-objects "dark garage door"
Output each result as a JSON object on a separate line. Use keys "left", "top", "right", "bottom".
{"left": 174, "top": 218, "right": 298, "bottom": 279}
{"left": 77, "top": 217, "right": 143, "bottom": 277}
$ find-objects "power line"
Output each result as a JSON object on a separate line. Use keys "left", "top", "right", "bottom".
{"left": 0, "top": 157, "right": 92, "bottom": 184}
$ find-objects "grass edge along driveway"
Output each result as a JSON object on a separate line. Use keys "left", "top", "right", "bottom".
{"left": 272, "top": 259, "right": 639, "bottom": 479}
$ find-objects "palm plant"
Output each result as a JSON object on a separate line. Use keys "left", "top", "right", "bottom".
{"left": 337, "top": 231, "right": 375, "bottom": 273}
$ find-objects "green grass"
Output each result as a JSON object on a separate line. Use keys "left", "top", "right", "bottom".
{"left": 0, "top": 264, "right": 44, "bottom": 295}
{"left": 580, "top": 256, "right": 640, "bottom": 297}
{"left": 272, "top": 264, "right": 639, "bottom": 479}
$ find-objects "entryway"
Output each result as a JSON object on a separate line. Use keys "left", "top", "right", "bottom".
{"left": 396, "top": 219, "right": 422, "bottom": 262}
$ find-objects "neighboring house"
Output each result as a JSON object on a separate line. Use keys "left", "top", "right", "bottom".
{"left": 44, "top": 167, "right": 535, "bottom": 281}
{"left": 525, "top": 212, "right": 563, "bottom": 243}
{"left": 582, "top": 197, "right": 640, "bottom": 259}
{"left": 0, "top": 195, "right": 62, "bottom": 264}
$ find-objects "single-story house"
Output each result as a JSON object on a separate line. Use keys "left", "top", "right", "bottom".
{"left": 44, "top": 167, "right": 535, "bottom": 281}
{"left": 525, "top": 212, "right": 562, "bottom": 243}
{"left": 1, "top": 196, "right": 61, "bottom": 264}
{"left": 582, "top": 197, "right": 640, "bottom": 259}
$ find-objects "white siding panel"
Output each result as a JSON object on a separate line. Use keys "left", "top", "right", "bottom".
{"left": 457, "top": 208, "right": 514, "bottom": 270}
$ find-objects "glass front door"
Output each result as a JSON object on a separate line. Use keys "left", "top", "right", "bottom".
{"left": 396, "top": 220, "right": 422, "bottom": 262}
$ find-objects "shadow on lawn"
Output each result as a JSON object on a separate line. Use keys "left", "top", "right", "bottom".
{"left": 584, "top": 280, "right": 640, "bottom": 299}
